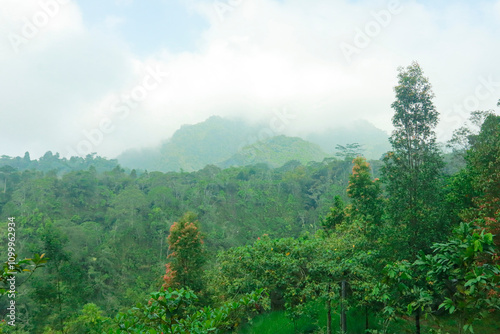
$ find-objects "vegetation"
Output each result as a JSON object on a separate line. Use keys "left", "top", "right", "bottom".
{"left": 0, "top": 63, "right": 499, "bottom": 333}
{"left": 220, "top": 136, "right": 329, "bottom": 169}
{"left": 117, "top": 116, "right": 391, "bottom": 172}
{"left": 382, "top": 62, "right": 446, "bottom": 258}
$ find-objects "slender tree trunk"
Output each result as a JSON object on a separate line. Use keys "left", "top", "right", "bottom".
{"left": 57, "top": 274, "right": 63, "bottom": 331}
{"left": 340, "top": 280, "right": 347, "bottom": 334}
{"left": 326, "top": 284, "right": 332, "bottom": 334}
{"left": 327, "top": 301, "right": 332, "bottom": 334}
{"left": 365, "top": 305, "right": 369, "bottom": 331}
{"left": 159, "top": 231, "right": 163, "bottom": 262}
{"left": 415, "top": 309, "right": 421, "bottom": 334}
{"left": 458, "top": 315, "right": 464, "bottom": 334}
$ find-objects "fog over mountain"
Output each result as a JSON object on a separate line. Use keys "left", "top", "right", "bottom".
{"left": 117, "top": 116, "right": 390, "bottom": 172}
{"left": 1, "top": 2, "right": 500, "bottom": 333}
{"left": 1, "top": 0, "right": 499, "bottom": 159}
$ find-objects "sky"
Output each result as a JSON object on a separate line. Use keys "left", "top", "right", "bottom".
{"left": 0, "top": 0, "right": 499, "bottom": 159}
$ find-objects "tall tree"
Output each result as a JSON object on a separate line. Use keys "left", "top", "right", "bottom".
{"left": 382, "top": 62, "right": 445, "bottom": 258}
{"left": 164, "top": 212, "right": 206, "bottom": 293}
{"left": 335, "top": 143, "right": 364, "bottom": 161}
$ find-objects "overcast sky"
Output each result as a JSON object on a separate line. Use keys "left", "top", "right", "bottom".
{"left": 1, "top": 0, "right": 499, "bottom": 159}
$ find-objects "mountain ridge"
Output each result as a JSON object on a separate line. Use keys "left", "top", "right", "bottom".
{"left": 116, "top": 116, "right": 391, "bottom": 172}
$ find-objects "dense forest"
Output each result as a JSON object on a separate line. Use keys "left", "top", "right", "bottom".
{"left": 1, "top": 63, "right": 499, "bottom": 334}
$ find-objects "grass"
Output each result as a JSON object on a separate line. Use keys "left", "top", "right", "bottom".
{"left": 237, "top": 302, "right": 500, "bottom": 334}
{"left": 237, "top": 301, "right": 383, "bottom": 334}
{"left": 237, "top": 301, "right": 324, "bottom": 334}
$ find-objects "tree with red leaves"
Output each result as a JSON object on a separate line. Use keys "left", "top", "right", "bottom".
{"left": 163, "top": 212, "right": 206, "bottom": 293}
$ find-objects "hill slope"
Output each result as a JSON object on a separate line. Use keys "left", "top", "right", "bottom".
{"left": 220, "top": 136, "right": 329, "bottom": 168}
{"left": 117, "top": 116, "right": 390, "bottom": 172}
{"left": 117, "top": 116, "right": 261, "bottom": 171}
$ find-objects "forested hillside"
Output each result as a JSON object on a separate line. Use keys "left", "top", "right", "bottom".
{"left": 0, "top": 153, "right": 369, "bottom": 332}
{"left": 117, "top": 116, "right": 262, "bottom": 172}
{"left": 0, "top": 152, "right": 119, "bottom": 175}
{"left": 116, "top": 116, "right": 390, "bottom": 172}
{"left": 220, "top": 136, "right": 329, "bottom": 169}
{"left": 1, "top": 63, "right": 499, "bottom": 334}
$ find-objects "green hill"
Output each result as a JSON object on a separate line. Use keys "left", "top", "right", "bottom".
{"left": 117, "top": 116, "right": 390, "bottom": 172}
{"left": 220, "top": 135, "right": 329, "bottom": 168}
{"left": 117, "top": 116, "right": 261, "bottom": 172}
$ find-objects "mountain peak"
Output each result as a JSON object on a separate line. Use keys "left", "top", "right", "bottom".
{"left": 117, "top": 116, "right": 390, "bottom": 171}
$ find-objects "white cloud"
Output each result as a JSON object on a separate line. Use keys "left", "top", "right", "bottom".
{"left": 0, "top": 0, "right": 137, "bottom": 158}
{"left": 104, "top": 15, "right": 126, "bottom": 29}
{"left": 1, "top": 0, "right": 499, "bottom": 159}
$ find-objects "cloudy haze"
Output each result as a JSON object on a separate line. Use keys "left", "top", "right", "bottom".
{"left": 1, "top": 0, "right": 499, "bottom": 159}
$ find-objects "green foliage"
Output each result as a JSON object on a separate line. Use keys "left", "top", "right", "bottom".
{"left": 238, "top": 300, "right": 325, "bottom": 334}
{"left": 347, "top": 157, "right": 383, "bottom": 232}
{"left": 416, "top": 222, "right": 500, "bottom": 334}
{"left": 321, "top": 195, "right": 345, "bottom": 233}
{"left": 382, "top": 61, "right": 446, "bottom": 258}
{"left": 0, "top": 153, "right": 360, "bottom": 332}
{"left": 0, "top": 91, "right": 498, "bottom": 333}
{"left": 65, "top": 303, "right": 111, "bottom": 334}
{"left": 375, "top": 222, "right": 500, "bottom": 334}
{"left": 119, "top": 116, "right": 263, "bottom": 172}
{"left": 209, "top": 228, "right": 381, "bottom": 334}
{"left": 374, "top": 259, "right": 433, "bottom": 332}
{"left": 445, "top": 112, "right": 500, "bottom": 247}
{"left": 111, "top": 288, "right": 268, "bottom": 333}
{"left": 0, "top": 152, "right": 119, "bottom": 175}
{"left": 464, "top": 114, "right": 500, "bottom": 220}
{"left": 117, "top": 116, "right": 390, "bottom": 172}
{"left": 0, "top": 253, "right": 47, "bottom": 297}
{"left": 447, "top": 111, "right": 495, "bottom": 154}
{"left": 223, "top": 136, "right": 329, "bottom": 169}
{"left": 335, "top": 143, "right": 364, "bottom": 161}
{"left": 165, "top": 214, "right": 206, "bottom": 292}
{"left": 208, "top": 236, "right": 321, "bottom": 312}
